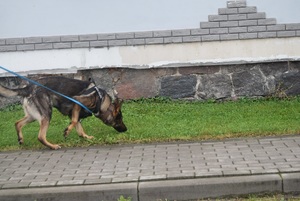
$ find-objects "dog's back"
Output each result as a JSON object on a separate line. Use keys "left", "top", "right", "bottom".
{"left": 0, "top": 76, "right": 92, "bottom": 98}
{"left": 37, "top": 76, "right": 93, "bottom": 97}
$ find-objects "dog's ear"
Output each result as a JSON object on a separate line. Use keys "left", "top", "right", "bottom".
{"left": 113, "top": 98, "right": 123, "bottom": 116}
{"left": 89, "top": 77, "right": 96, "bottom": 84}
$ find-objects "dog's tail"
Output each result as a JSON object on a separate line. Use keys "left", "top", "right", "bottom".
{"left": 0, "top": 85, "right": 28, "bottom": 97}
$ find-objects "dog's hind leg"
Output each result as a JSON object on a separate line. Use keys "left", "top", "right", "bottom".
{"left": 38, "top": 117, "right": 61, "bottom": 150}
{"left": 31, "top": 96, "right": 60, "bottom": 150}
{"left": 75, "top": 122, "right": 94, "bottom": 139}
{"left": 15, "top": 115, "right": 34, "bottom": 144}
{"left": 15, "top": 99, "right": 36, "bottom": 145}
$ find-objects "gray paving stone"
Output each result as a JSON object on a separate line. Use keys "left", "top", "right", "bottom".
{"left": 29, "top": 181, "right": 57, "bottom": 187}
{"left": 223, "top": 169, "right": 251, "bottom": 176}
{"left": 1, "top": 135, "right": 300, "bottom": 199}
{"left": 57, "top": 180, "right": 85, "bottom": 186}
{"left": 2, "top": 182, "right": 31, "bottom": 189}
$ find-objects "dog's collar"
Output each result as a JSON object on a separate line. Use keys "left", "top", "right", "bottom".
{"left": 93, "top": 86, "right": 105, "bottom": 116}
{"left": 94, "top": 86, "right": 103, "bottom": 101}
{"left": 93, "top": 87, "right": 115, "bottom": 125}
{"left": 80, "top": 85, "right": 104, "bottom": 115}
{"left": 82, "top": 85, "right": 98, "bottom": 96}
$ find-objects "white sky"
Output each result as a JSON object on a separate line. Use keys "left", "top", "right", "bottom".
{"left": 0, "top": 0, "right": 299, "bottom": 38}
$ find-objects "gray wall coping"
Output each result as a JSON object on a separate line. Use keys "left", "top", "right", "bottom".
{"left": 0, "top": 1, "right": 299, "bottom": 53}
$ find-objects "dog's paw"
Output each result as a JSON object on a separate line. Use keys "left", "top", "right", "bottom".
{"left": 63, "top": 128, "right": 70, "bottom": 138}
{"left": 18, "top": 139, "right": 24, "bottom": 145}
{"left": 83, "top": 135, "right": 94, "bottom": 139}
{"left": 52, "top": 144, "right": 61, "bottom": 150}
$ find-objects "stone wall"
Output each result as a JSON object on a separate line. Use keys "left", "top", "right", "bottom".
{"left": 1, "top": 61, "right": 300, "bottom": 108}
{"left": 77, "top": 61, "right": 300, "bottom": 101}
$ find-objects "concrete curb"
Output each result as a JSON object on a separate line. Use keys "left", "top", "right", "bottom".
{"left": 139, "top": 174, "right": 282, "bottom": 201}
{"left": 0, "top": 183, "right": 138, "bottom": 201}
{"left": 282, "top": 173, "right": 300, "bottom": 193}
{"left": 1, "top": 173, "right": 299, "bottom": 201}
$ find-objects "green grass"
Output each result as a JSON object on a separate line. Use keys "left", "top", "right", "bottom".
{"left": 199, "top": 194, "right": 300, "bottom": 201}
{"left": 1, "top": 97, "right": 300, "bottom": 151}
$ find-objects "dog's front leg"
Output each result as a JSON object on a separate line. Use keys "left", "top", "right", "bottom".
{"left": 75, "top": 121, "right": 94, "bottom": 139}
{"left": 64, "top": 104, "right": 81, "bottom": 138}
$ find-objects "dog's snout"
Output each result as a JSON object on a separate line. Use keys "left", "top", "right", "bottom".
{"left": 114, "top": 124, "right": 127, "bottom": 132}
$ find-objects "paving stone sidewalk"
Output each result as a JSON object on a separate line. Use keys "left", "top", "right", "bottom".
{"left": 0, "top": 135, "right": 300, "bottom": 200}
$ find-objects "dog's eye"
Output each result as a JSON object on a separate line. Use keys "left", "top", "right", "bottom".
{"left": 116, "top": 111, "right": 122, "bottom": 120}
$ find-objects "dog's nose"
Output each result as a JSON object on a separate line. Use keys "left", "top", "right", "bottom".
{"left": 114, "top": 125, "right": 127, "bottom": 132}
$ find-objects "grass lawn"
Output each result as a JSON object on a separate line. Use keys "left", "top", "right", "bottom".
{"left": 120, "top": 194, "right": 300, "bottom": 201}
{"left": 0, "top": 97, "right": 300, "bottom": 151}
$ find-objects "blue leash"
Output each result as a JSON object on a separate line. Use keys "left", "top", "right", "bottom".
{"left": 0, "top": 66, "right": 93, "bottom": 114}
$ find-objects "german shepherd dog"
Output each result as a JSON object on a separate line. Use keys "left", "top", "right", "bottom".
{"left": 0, "top": 76, "right": 127, "bottom": 150}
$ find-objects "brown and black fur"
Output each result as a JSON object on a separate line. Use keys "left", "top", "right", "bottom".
{"left": 0, "top": 76, "right": 127, "bottom": 150}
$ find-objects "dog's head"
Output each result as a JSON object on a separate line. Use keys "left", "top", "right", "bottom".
{"left": 75, "top": 87, "right": 127, "bottom": 133}
{"left": 96, "top": 98, "right": 127, "bottom": 132}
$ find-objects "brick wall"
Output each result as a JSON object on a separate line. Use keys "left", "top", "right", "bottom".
{"left": 0, "top": 1, "right": 299, "bottom": 53}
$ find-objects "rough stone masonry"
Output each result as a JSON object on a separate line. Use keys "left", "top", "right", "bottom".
{"left": 1, "top": 61, "right": 300, "bottom": 108}
{"left": 77, "top": 61, "right": 300, "bottom": 101}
